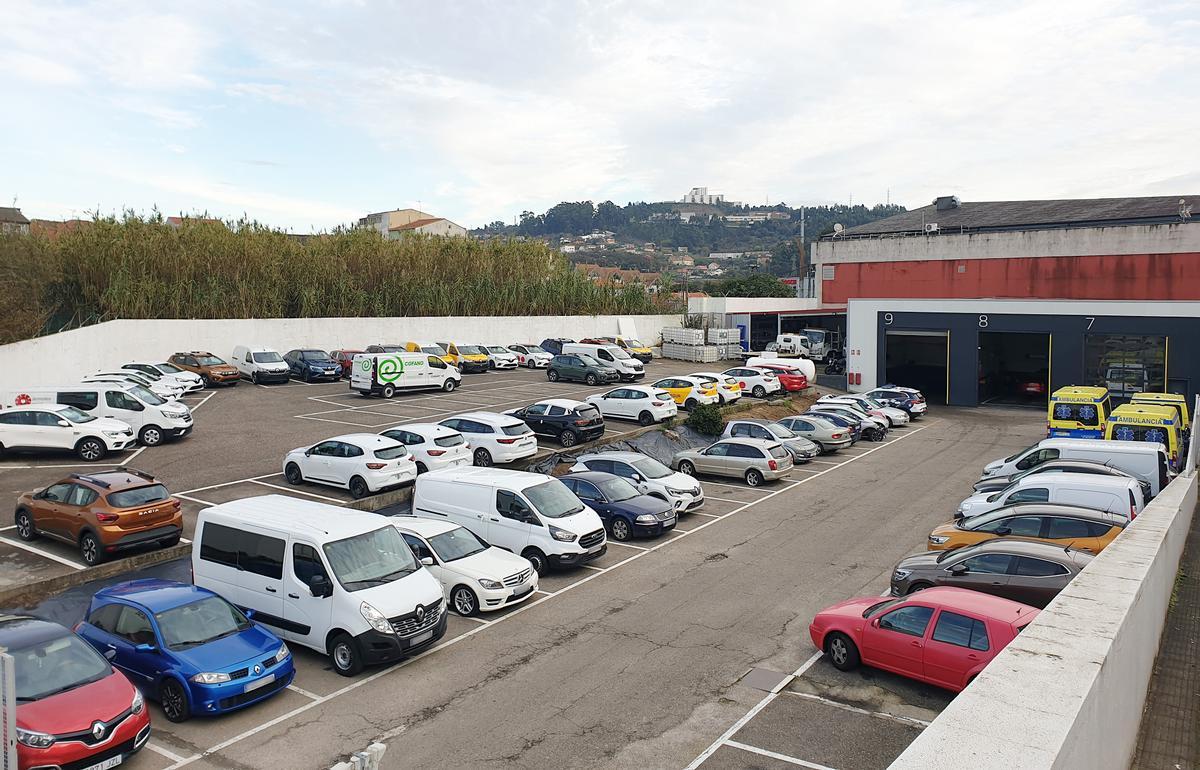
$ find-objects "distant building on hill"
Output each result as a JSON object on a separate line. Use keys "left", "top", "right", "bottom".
{"left": 0, "top": 207, "right": 30, "bottom": 235}
{"left": 682, "top": 187, "right": 738, "bottom": 206}
{"left": 359, "top": 208, "right": 467, "bottom": 239}
{"left": 575, "top": 263, "right": 662, "bottom": 287}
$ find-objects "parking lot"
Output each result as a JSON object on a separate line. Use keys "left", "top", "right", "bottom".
{"left": 0, "top": 360, "right": 1044, "bottom": 769}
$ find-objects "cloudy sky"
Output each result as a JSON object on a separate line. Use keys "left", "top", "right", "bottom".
{"left": 3, "top": 0, "right": 1197, "bottom": 231}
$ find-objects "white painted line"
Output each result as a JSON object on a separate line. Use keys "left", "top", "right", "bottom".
{"left": 286, "top": 684, "right": 322, "bottom": 701}
{"left": 145, "top": 742, "right": 188, "bottom": 762}
{"left": 187, "top": 392, "right": 216, "bottom": 412}
{"left": 0, "top": 526, "right": 14, "bottom": 532}
{"left": 249, "top": 480, "right": 349, "bottom": 504}
{"left": 780, "top": 690, "right": 931, "bottom": 728}
{"left": 178, "top": 473, "right": 288, "bottom": 496}
{"left": 534, "top": 589, "right": 557, "bottom": 597}
{"left": 579, "top": 564, "right": 606, "bottom": 572}
{"left": 607, "top": 541, "right": 648, "bottom": 551}
{"left": 688, "top": 511, "right": 722, "bottom": 518}
{"left": 698, "top": 479, "right": 770, "bottom": 492}
{"left": 121, "top": 446, "right": 148, "bottom": 465}
{"left": 0, "top": 536, "right": 86, "bottom": 570}
{"left": 459, "top": 615, "right": 491, "bottom": 625}
{"left": 174, "top": 493, "right": 219, "bottom": 507}
{"left": 723, "top": 740, "right": 835, "bottom": 769}
{"left": 806, "top": 459, "right": 842, "bottom": 466}
{"left": 699, "top": 496, "right": 758, "bottom": 505}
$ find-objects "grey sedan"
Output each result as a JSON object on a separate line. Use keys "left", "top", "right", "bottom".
{"left": 722, "top": 419, "right": 820, "bottom": 463}
{"left": 776, "top": 415, "right": 853, "bottom": 453}
{"left": 671, "top": 438, "right": 793, "bottom": 487}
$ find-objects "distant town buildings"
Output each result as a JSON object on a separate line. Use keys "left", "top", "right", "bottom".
{"left": 724, "top": 211, "right": 790, "bottom": 225}
{"left": 575, "top": 262, "right": 662, "bottom": 288}
{"left": 0, "top": 207, "right": 30, "bottom": 235}
{"left": 359, "top": 208, "right": 467, "bottom": 239}
{"left": 681, "top": 187, "right": 738, "bottom": 206}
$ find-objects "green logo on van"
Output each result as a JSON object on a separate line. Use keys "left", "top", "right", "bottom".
{"left": 378, "top": 355, "right": 404, "bottom": 383}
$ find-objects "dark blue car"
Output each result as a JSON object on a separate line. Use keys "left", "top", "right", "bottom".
{"left": 284, "top": 349, "right": 342, "bottom": 382}
{"left": 75, "top": 579, "right": 293, "bottom": 722}
{"left": 560, "top": 471, "right": 676, "bottom": 540}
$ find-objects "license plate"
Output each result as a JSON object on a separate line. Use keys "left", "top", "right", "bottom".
{"left": 512, "top": 584, "right": 533, "bottom": 599}
{"left": 451, "top": 457, "right": 469, "bottom": 466}
{"left": 83, "top": 756, "right": 123, "bottom": 770}
{"left": 244, "top": 673, "right": 275, "bottom": 693}
{"left": 588, "top": 544, "right": 603, "bottom": 554}
{"left": 409, "top": 629, "right": 433, "bottom": 645}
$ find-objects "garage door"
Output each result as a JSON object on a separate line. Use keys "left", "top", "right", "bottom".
{"left": 885, "top": 331, "right": 948, "bottom": 405}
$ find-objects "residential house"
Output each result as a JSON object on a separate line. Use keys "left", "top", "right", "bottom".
{"left": 359, "top": 208, "right": 467, "bottom": 239}
{"left": 0, "top": 207, "right": 31, "bottom": 235}
{"left": 30, "top": 218, "right": 90, "bottom": 239}
{"left": 575, "top": 263, "right": 662, "bottom": 288}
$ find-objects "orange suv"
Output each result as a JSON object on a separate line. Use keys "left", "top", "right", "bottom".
{"left": 14, "top": 468, "right": 183, "bottom": 566}
{"left": 168, "top": 351, "right": 240, "bottom": 387}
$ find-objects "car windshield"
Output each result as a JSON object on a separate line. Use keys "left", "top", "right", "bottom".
{"left": 374, "top": 445, "right": 409, "bottom": 460}
{"left": 196, "top": 355, "right": 225, "bottom": 366}
{"left": 625, "top": 339, "right": 644, "bottom": 348}
{"left": 609, "top": 348, "right": 630, "bottom": 360}
{"left": 631, "top": 457, "right": 673, "bottom": 479}
{"left": 959, "top": 509, "right": 1010, "bottom": 530}
{"left": 58, "top": 406, "right": 97, "bottom": 424}
{"left": 323, "top": 526, "right": 420, "bottom": 591}
{"left": 428, "top": 527, "right": 488, "bottom": 562}
{"left": 768, "top": 424, "right": 796, "bottom": 439}
{"left": 107, "top": 484, "right": 169, "bottom": 508}
{"left": 12, "top": 631, "right": 112, "bottom": 702}
{"left": 301, "top": 351, "right": 328, "bottom": 360}
{"left": 487, "top": 346, "right": 509, "bottom": 354}
{"left": 129, "top": 385, "right": 166, "bottom": 406}
{"left": 156, "top": 596, "right": 252, "bottom": 650}
{"left": 861, "top": 598, "right": 902, "bottom": 618}
{"left": 528, "top": 345, "right": 549, "bottom": 354}
{"left": 252, "top": 351, "right": 283, "bottom": 363}
{"left": 595, "top": 476, "right": 640, "bottom": 502}
{"left": 158, "top": 362, "right": 184, "bottom": 373}
{"left": 579, "top": 355, "right": 603, "bottom": 367}
{"left": 525, "top": 480, "right": 585, "bottom": 519}
{"left": 421, "top": 345, "right": 447, "bottom": 356}
{"left": 459, "top": 346, "right": 485, "bottom": 355}
{"left": 1004, "top": 444, "right": 1036, "bottom": 462}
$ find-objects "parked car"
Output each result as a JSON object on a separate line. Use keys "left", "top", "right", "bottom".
{"left": 586, "top": 385, "right": 678, "bottom": 426}
{"left": 599, "top": 336, "right": 654, "bottom": 364}
{"left": 652, "top": 376, "right": 719, "bottom": 410}
{"left": 955, "top": 473, "right": 1144, "bottom": 521}
{"left": 168, "top": 351, "right": 240, "bottom": 387}
{"left": 365, "top": 344, "right": 405, "bottom": 353}
{"left": 94, "top": 369, "right": 188, "bottom": 398}
{"left": 0, "top": 403, "right": 134, "bottom": 461}
{"left": 927, "top": 503, "right": 1127, "bottom": 553}
{"left": 722, "top": 366, "right": 784, "bottom": 398}
{"left": 76, "top": 579, "right": 294, "bottom": 722}
{"left": 404, "top": 341, "right": 454, "bottom": 366}
{"left": 751, "top": 362, "right": 809, "bottom": 392}
{"left": 864, "top": 385, "right": 928, "bottom": 417}
{"left": 393, "top": 518, "right": 538, "bottom": 616}
{"left": 506, "top": 398, "right": 605, "bottom": 447}
{"left": 561, "top": 343, "right": 644, "bottom": 381}
{"left": 284, "top": 433, "right": 418, "bottom": 498}
{"left": 539, "top": 338, "right": 575, "bottom": 356}
{"left": 808, "top": 586, "right": 1039, "bottom": 692}
{"left": 808, "top": 405, "right": 886, "bottom": 441}
{"left": 561, "top": 471, "right": 676, "bottom": 540}
{"left": 8, "top": 383, "right": 193, "bottom": 447}
{"left": 569, "top": 451, "right": 704, "bottom": 513}
{"left": 973, "top": 459, "right": 1150, "bottom": 502}
{"left": 979, "top": 438, "right": 1168, "bottom": 498}
{"left": 331, "top": 349, "right": 364, "bottom": 378}
{"left": 801, "top": 410, "right": 862, "bottom": 444}
{"left": 691, "top": 371, "right": 742, "bottom": 404}
{"left": 16, "top": 468, "right": 182, "bottom": 565}
{"left": 437, "top": 343, "right": 490, "bottom": 373}
{"left": 5, "top": 615, "right": 151, "bottom": 769}
{"left": 483, "top": 345, "right": 520, "bottom": 370}
{"left": 890, "top": 539, "right": 1092, "bottom": 608}
{"left": 351, "top": 352, "right": 461, "bottom": 397}
{"left": 775, "top": 414, "right": 853, "bottom": 453}
{"left": 723, "top": 419, "right": 820, "bottom": 463}
{"left": 230, "top": 346, "right": 291, "bottom": 384}
{"left": 380, "top": 423, "right": 472, "bottom": 473}
{"left": 819, "top": 394, "right": 909, "bottom": 427}
{"left": 547, "top": 353, "right": 620, "bottom": 386}
{"left": 284, "top": 349, "right": 342, "bottom": 382}
{"left": 672, "top": 438, "right": 793, "bottom": 487}
{"left": 123, "top": 361, "right": 204, "bottom": 390}
{"left": 508, "top": 343, "right": 553, "bottom": 368}
{"left": 82, "top": 371, "right": 184, "bottom": 401}
{"left": 438, "top": 412, "right": 538, "bottom": 466}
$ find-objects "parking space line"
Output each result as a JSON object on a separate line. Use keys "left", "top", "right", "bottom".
{"left": 608, "top": 541, "right": 648, "bottom": 551}
{"left": 146, "top": 742, "right": 189, "bottom": 762}
{"left": 698, "top": 479, "right": 771, "bottom": 492}
{"left": 187, "top": 392, "right": 216, "bottom": 412}
{"left": 806, "top": 459, "right": 842, "bottom": 466}
{"left": 175, "top": 493, "right": 218, "bottom": 507}
{"left": 249, "top": 480, "right": 349, "bottom": 504}
{"left": 534, "top": 589, "right": 557, "bottom": 597}
{"left": 287, "top": 684, "right": 322, "bottom": 701}
{"left": 460, "top": 616, "right": 491, "bottom": 625}
{"left": 178, "top": 473, "right": 281, "bottom": 496}
{"left": 0, "top": 535, "right": 86, "bottom": 570}
{"left": 0, "top": 525, "right": 13, "bottom": 531}
{"left": 723, "top": 740, "right": 834, "bottom": 769}
{"left": 688, "top": 511, "right": 722, "bottom": 518}
{"left": 579, "top": 564, "right": 606, "bottom": 572}
{"left": 780, "top": 690, "right": 931, "bottom": 728}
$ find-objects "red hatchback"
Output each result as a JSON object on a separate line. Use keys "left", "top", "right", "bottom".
{"left": 331, "top": 349, "right": 364, "bottom": 379}
{"left": 7, "top": 615, "right": 151, "bottom": 768}
{"left": 755, "top": 363, "right": 808, "bottom": 392}
{"left": 808, "top": 586, "right": 1038, "bottom": 692}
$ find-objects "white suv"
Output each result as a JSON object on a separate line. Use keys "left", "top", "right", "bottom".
{"left": 569, "top": 451, "right": 704, "bottom": 513}
{"left": 439, "top": 412, "right": 538, "bottom": 466}
{"left": 586, "top": 386, "right": 677, "bottom": 426}
{"left": 284, "top": 433, "right": 418, "bottom": 498}
{"left": 0, "top": 404, "right": 135, "bottom": 461}
{"left": 380, "top": 423, "right": 472, "bottom": 473}
{"left": 483, "top": 346, "right": 519, "bottom": 370}
{"left": 120, "top": 362, "right": 203, "bottom": 392}
{"left": 83, "top": 371, "right": 184, "bottom": 400}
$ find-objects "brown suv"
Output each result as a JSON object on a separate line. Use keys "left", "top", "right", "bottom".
{"left": 14, "top": 468, "right": 183, "bottom": 566}
{"left": 168, "top": 351, "right": 239, "bottom": 386}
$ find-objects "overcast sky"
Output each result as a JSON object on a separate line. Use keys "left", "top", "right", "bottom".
{"left": 3, "top": 0, "right": 1197, "bottom": 231}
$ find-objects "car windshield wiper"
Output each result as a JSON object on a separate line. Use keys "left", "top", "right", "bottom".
{"left": 171, "top": 637, "right": 215, "bottom": 649}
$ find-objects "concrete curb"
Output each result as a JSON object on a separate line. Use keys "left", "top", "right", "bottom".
{"left": 0, "top": 541, "right": 192, "bottom": 609}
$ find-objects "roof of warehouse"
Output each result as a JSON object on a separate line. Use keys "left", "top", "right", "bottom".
{"left": 838, "top": 195, "right": 1197, "bottom": 237}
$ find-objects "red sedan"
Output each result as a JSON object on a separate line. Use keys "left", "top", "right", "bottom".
{"left": 808, "top": 586, "right": 1038, "bottom": 692}
{"left": 331, "top": 349, "right": 364, "bottom": 379}
{"left": 755, "top": 364, "right": 809, "bottom": 392}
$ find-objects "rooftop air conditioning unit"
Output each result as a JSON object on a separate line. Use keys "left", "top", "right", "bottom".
{"left": 924, "top": 223, "right": 939, "bottom": 233}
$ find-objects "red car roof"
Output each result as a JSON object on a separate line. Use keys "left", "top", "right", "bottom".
{"left": 915, "top": 586, "right": 1038, "bottom": 619}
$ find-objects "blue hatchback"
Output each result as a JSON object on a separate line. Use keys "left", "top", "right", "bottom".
{"left": 560, "top": 471, "right": 676, "bottom": 540}
{"left": 75, "top": 579, "right": 294, "bottom": 722}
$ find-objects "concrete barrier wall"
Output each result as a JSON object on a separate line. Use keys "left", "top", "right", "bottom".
{"left": 889, "top": 470, "right": 1198, "bottom": 769}
{"left": 0, "top": 314, "right": 682, "bottom": 394}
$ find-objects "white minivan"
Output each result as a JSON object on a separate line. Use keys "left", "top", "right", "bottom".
{"left": 979, "top": 438, "right": 1170, "bottom": 497}
{"left": 956, "top": 472, "right": 1146, "bottom": 522}
{"left": 2, "top": 383, "right": 193, "bottom": 447}
{"left": 561, "top": 343, "right": 645, "bottom": 381}
{"left": 230, "top": 345, "right": 292, "bottom": 384}
{"left": 351, "top": 352, "right": 460, "bottom": 398}
{"left": 412, "top": 468, "right": 607, "bottom": 575}
{"left": 192, "top": 495, "right": 447, "bottom": 676}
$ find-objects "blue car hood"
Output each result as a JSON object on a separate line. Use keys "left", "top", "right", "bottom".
{"left": 611, "top": 495, "right": 673, "bottom": 517}
{"left": 174, "top": 624, "right": 282, "bottom": 672}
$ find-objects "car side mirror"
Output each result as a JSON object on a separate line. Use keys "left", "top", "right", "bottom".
{"left": 243, "top": 608, "right": 256, "bottom": 619}
{"left": 950, "top": 564, "right": 968, "bottom": 576}
{"left": 57, "top": 419, "right": 71, "bottom": 428}
{"left": 631, "top": 474, "right": 642, "bottom": 482}
{"left": 103, "top": 648, "right": 117, "bottom": 660}
{"left": 134, "top": 643, "right": 157, "bottom": 653}
{"left": 420, "top": 556, "right": 434, "bottom": 567}
{"left": 871, "top": 618, "right": 881, "bottom": 629}
{"left": 309, "top": 574, "right": 332, "bottom": 598}
{"left": 32, "top": 489, "right": 47, "bottom": 500}
{"left": 304, "top": 449, "right": 314, "bottom": 457}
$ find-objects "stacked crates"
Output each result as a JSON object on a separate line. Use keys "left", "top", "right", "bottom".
{"left": 707, "top": 328, "right": 742, "bottom": 359}
{"left": 661, "top": 327, "right": 720, "bottom": 362}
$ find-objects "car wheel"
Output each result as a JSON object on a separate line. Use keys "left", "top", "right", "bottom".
{"left": 527, "top": 360, "right": 537, "bottom": 369}
{"left": 349, "top": 476, "right": 370, "bottom": 499}
{"left": 586, "top": 373, "right": 598, "bottom": 386}
{"left": 330, "top": 633, "right": 364, "bottom": 676}
{"left": 14, "top": 508, "right": 36, "bottom": 541}
{"left": 745, "top": 469, "right": 764, "bottom": 487}
{"left": 416, "top": 461, "right": 428, "bottom": 475}
{"left": 474, "top": 448, "right": 493, "bottom": 467}
{"left": 286, "top": 461, "right": 306, "bottom": 484}
{"left": 76, "top": 437, "right": 106, "bottom": 462}
{"left": 752, "top": 385, "right": 766, "bottom": 398}
{"left": 907, "top": 581, "right": 933, "bottom": 594}
{"left": 611, "top": 518, "right": 632, "bottom": 541}
{"left": 559, "top": 430, "right": 578, "bottom": 447}
{"left": 79, "top": 531, "right": 104, "bottom": 566}
{"left": 443, "top": 379, "right": 458, "bottom": 392}
{"left": 451, "top": 585, "right": 479, "bottom": 617}
{"left": 138, "top": 425, "right": 164, "bottom": 447}
{"left": 251, "top": 372, "right": 259, "bottom": 385}
{"left": 488, "top": 360, "right": 496, "bottom": 369}
{"left": 522, "top": 548, "right": 549, "bottom": 576}
{"left": 381, "top": 384, "right": 396, "bottom": 399}
{"left": 638, "top": 410, "right": 654, "bottom": 426}
{"left": 160, "top": 679, "right": 191, "bottom": 723}
{"left": 825, "top": 632, "right": 860, "bottom": 671}
{"left": 679, "top": 460, "right": 696, "bottom": 476}
{"left": 547, "top": 369, "right": 560, "bottom": 382}
{"left": 684, "top": 398, "right": 697, "bottom": 411}
{"left": 201, "top": 374, "right": 212, "bottom": 387}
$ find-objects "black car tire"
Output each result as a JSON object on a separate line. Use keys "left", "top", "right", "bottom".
{"left": 381, "top": 384, "right": 396, "bottom": 399}
{"left": 684, "top": 398, "right": 697, "bottom": 411}
{"left": 285, "top": 462, "right": 303, "bottom": 485}
{"left": 443, "top": 379, "right": 457, "bottom": 392}
{"left": 474, "top": 448, "right": 493, "bottom": 467}
{"left": 201, "top": 374, "right": 212, "bottom": 387}
{"left": 638, "top": 411, "right": 654, "bottom": 426}
{"left": 559, "top": 430, "right": 578, "bottom": 447}
{"left": 349, "top": 476, "right": 370, "bottom": 499}
{"left": 416, "top": 461, "right": 428, "bottom": 474}
{"left": 330, "top": 633, "right": 364, "bottom": 676}
{"left": 745, "top": 468, "right": 764, "bottom": 487}
{"left": 251, "top": 372, "right": 260, "bottom": 385}
{"left": 523, "top": 548, "right": 549, "bottom": 576}
{"left": 611, "top": 518, "right": 632, "bottom": 541}
{"left": 825, "top": 632, "right": 860, "bottom": 671}
{"left": 14, "top": 508, "right": 36, "bottom": 541}
{"left": 548, "top": 369, "right": 560, "bottom": 382}
{"left": 752, "top": 385, "right": 766, "bottom": 398}
{"left": 139, "top": 425, "right": 164, "bottom": 447}
{"left": 907, "top": 581, "right": 933, "bottom": 594}
{"left": 76, "top": 437, "right": 106, "bottom": 462}
{"left": 451, "top": 585, "right": 479, "bottom": 617}
{"left": 79, "top": 531, "right": 104, "bottom": 566}
{"left": 160, "top": 679, "right": 191, "bottom": 723}
{"left": 586, "top": 373, "right": 598, "bottom": 386}
{"left": 679, "top": 460, "right": 696, "bottom": 476}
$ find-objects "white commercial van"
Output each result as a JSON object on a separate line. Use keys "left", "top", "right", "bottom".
{"left": 192, "top": 495, "right": 447, "bottom": 676}
{"left": 957, "top": 473, "right": 1146, "bottom": 522}
{"left": 412, "top": 467, "right": 607, "bottom": 575}
{"left": 2, "top": 383, "right": 193, "bottom": 447}
{"left": 561, "top": 343, "right": 645, "bottom": 381}
{"left": 230, "top": 345, "right": 291, "bottom": 384}
{"left": 979, "top": 438, "right": 1169, "bottom": 498}
{"left": 351, "top": 352, "right": 461, "bottom": 398}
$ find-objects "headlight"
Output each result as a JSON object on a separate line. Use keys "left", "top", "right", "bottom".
{"left": 549, "top": 525, "right": 577, "bottom": 543}
{"left": 274, "top": 643, "right": 290, "bottom": 663}
{"left": 131, "top": 688, "right": 145, "bottom": 714}
{"left": 478, "top": 578, "right": 503, "bottom": 590}
{"left": 892, "top": 569, "right": 912, "bottom": 581}
{"left": 360, "top": 601, "right": 393, "bottom": 634}
{"left": 103, "top": 430, "right": 123, "bottom": 437}
{"left": 190, "top": 671, "right": 231, "bottom": 684}
{"left": 16, "top": 727, "right": 55, "bottom": 748}
{"left": 635, "top": 514, "right": 657, "bottom": 524}
{"left": 666, "top": 487, "right": 692, "bottom": 496}
{"left": 929, "top": 535, "right": 950, "bottom": 545}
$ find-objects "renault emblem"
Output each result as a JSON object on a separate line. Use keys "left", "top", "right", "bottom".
{"left": 92, "top": 721, "right": 106, "bottom": 740}
{"left": 415, "top": 605, "right": 425, "bottom": 622}
{"left": 253, "top": 665, "right": 262, "bottom": 675}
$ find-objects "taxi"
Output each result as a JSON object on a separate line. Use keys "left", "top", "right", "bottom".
{"left": 438, "top": 342, "right": 491, "bottom": 373}
{"left": 1105, "top": 403, "right": 1183, "bottom": 470}
{"left": 1047, "top": 385, "right": 1111, "bottom": 438}
{"left": 691, "top": 371, "right": 743, "bottom": 404}
{"left": 651, "top": 376, "right": 719, "bottom": 410}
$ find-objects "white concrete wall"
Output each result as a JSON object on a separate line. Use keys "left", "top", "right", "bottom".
{"left": 688, "top": 297, "right": 821, "bottom": 315}
{"left": 889, "top": 469, "right": 1199, "bottom": 770}
{"left": 0, "top": 314, "right": 683, "bottom": 393}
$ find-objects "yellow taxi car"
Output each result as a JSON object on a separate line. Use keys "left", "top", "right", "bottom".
{"left": 691, "top": 371, "right": 742, "bottom": 404}
{"left": 1106, "top": 403, "right": 1183, "bottom": 470}
{"left": 404, "top": 341, "right": 455, "bottom": 367}
{"left": 927, "top": 503, "right": 1126, "bottom": 554}
{"left": 1047, "top": 385, "right": 1111, "bottom": 439}
{"left": 652, "top": 376, "right": 719, "bottom": 410}
{"left": 603, "top": 336, "right": 653, "bottom": 364}
{"left": 1130, "top": 392, "right": 1191, "bottom": 438}
{"left": 437, "top": 342, "right": 491, "bottom": 373}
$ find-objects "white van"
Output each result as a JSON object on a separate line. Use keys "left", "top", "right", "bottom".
{"left": 561, "top": 343, "right": 645, "bottom": 381}
{"left": 413, "top": 467, "right": 607, "bottom": 575}
{"left": 980, "top": 438, "right": 1169, "bottom": 497}
{"left": 351, "top": 352, "right": 461, "bottom": 398}
{"left": 230, "top": 345, "right": 291, "bottom": 384}
{"left": 2, "top": 383, "right": 193, "bottom": 447}
{"left": 192, "top": 495, "right": 447, "bottom": 676}
{"left": 957, "top": 473, "right": 1145, "bottom": 522}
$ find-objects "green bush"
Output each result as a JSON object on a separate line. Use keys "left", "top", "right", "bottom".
{"left": 685, "top": 403, "right": 725, "bottom": 436}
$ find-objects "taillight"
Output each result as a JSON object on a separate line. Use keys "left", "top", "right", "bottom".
{"left": 575, "top": 418, "right": 590, "bottom": 426}
{"left": 652, "top": 401, "right": 665, "bottom": 406}
{"left": 366, "top": 462, "right": 387, "bottom": 470}
{"left": 831, "top": 433, "right": 843, "bottom": 439}
{"left": 498, "top": 438, "right": 518, "bottom": 444}
{"left": 428, "top": 449, "right": 446, "bottom": 456}
{"left": 1130, "top": 504, "right": 1137, "bottom": 520}
{"left": 97, "top": 512, "right": 119, "bottom": 523}
{"left": 768, "top": 460, "right": 778, "bottom": 470}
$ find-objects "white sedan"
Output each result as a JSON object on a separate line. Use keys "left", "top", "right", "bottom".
{"left": 723, "top": 366, "right": 785, "bottom": 398}
{"left": 483, "top": 346, "right": 519, "bottom": 369}
{"left": 508, "top": 344, "right": 553, "bottom": 368}
{"left": 380, "top": 423, "right": 473, "bottom": 474}
{"left": 393, "top": 518, "right": 538, "bottom": 616}
{"left": 438, "top": 412, "right": 537, "bottom": 466}
{"left": 284, "top": 433, "right": 417, "bottom": 499}
{"left": 586, "top": 385, "right": 678, "bottom": 426}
